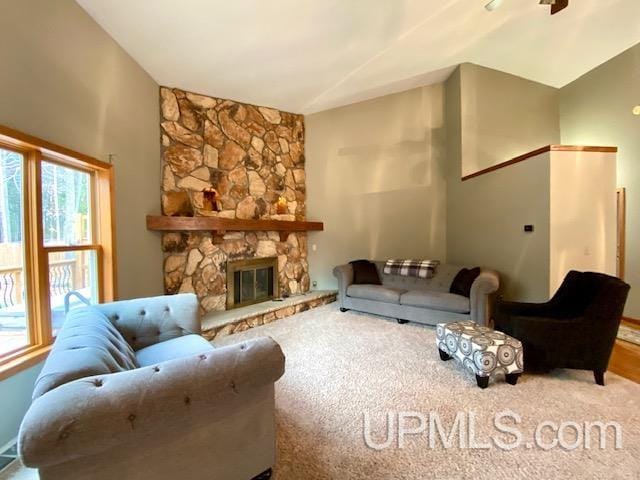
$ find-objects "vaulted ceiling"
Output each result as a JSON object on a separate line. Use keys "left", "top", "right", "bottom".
{"left": 76, "top": 0, "right": 640, "bottom": 113}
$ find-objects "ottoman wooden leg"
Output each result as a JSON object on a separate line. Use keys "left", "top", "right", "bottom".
{"left": 439, "top": 349, "right": 452, "bottom": 361}
{"left": 397, "top": 319, "right": 409, "bottom": 324}
{"left": 475, "top": 374, "right": 489, "bottom": 389}
{"left": 505, "top": 373, "right": 520, "bottom": 385}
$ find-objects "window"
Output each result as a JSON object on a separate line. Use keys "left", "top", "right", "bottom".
{"left": 0, "top": 149, "right": 28, "bottom": 356}
{"left": 0, "top": 126, "right": 115, "bottom": 378}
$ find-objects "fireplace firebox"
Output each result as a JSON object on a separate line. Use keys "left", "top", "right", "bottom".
{"left": 226, "top": 257, "right": 278, "bottom": 309}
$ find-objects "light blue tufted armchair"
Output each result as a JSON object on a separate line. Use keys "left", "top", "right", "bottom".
{"left": 18, "top": 293, "right": 285, "bottom": 480}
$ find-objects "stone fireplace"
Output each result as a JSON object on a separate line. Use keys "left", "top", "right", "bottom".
{"left": 226, "top": 257, "right": 278, "bottom": 309}
{"left": 159, "top": 87, "right": 310, "bottom": 313}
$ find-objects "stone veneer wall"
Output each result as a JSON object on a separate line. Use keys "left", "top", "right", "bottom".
{"left": 160, "top": 87, "right": 309, "bottom": 312}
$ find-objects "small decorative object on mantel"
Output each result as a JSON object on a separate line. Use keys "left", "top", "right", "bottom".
{"left": 162, "top": 191, "right": 194, "bottom": 217}
{"left": 202, "top": 187, "right": 221, "bottom": 212}
{"left": 276, "top": 196, "right": 288, "bottom": 214}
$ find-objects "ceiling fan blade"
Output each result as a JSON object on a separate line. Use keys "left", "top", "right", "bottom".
{"left": 485, "top": 0, "right": 503, "bottom": 12}
{"left": 550, "top": 0, "right": 569, "bottom": 14}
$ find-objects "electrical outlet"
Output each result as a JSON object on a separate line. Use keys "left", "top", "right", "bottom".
{"left": 312, "top": 244, "right": 317, "bottom": 251}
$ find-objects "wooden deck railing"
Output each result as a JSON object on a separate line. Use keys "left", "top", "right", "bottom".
{"left": 0, "top": 258, "right": 87, "bottom": 309}
{"left": 0, "top": 266, "right": 23, "bottom": 309}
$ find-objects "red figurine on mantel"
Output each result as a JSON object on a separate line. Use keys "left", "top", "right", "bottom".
{"left": 203, "top": 187, "right": 220, "bottom": 212}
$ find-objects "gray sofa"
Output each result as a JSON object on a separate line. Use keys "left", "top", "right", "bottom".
{"left": 333, "top": 262, "right": 499, "bottom": 326}
{"left": 18, "top": 293, "right": 285, "bottom": 480}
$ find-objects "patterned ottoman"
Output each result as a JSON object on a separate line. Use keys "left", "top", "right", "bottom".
{"left": 436, "top": 321, "right": 524, "bottom": 389}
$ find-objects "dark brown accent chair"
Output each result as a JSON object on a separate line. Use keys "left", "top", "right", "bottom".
{"left": 494, "top": 271, "right": 630, "bottom": 386}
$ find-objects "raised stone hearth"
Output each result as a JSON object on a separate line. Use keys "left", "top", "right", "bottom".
{"left": 202, "top": 290, "right": 337, "bottom": 341}
{"left": 160, "top": 87, "right": 309, "bottom": 313}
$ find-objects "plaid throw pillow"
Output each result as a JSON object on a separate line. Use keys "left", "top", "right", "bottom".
{"left": 383, "top": 259, "right": 440, "bottom": 279}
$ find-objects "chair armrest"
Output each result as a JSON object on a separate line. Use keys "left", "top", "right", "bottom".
{"left": 95, "top": 293, "right": 200, "bottom": 350}
{"left": 19, "top": 336, "right": 285, "bottom": 469}
{"left": 496, "top": 314, "right": 586, "bottom": 342}
{"left": 333, "top": 264, "right": 354, "bottom": 308}
{"left": 494, "top": 300, "right": 559, "bottom": 327}
{"left": 496, "top": 314, "right": 589, "bottom": 370}
{"left": 469, "top": 269, "right": 499, "bottom": 326}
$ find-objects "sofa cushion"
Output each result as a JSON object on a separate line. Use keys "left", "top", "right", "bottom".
{"left": 135, "top": 334, "right": 215, "bottom": 367}
{"left": 400, "top": 290, "right": 470, "bottom": 314}
{"left": 350, "top": 259, "right": 381, "bottom": 285}
{"left": 32, "top": 307, "right": 138, "bottom": 399}
{"left": 347, "top": 284, "right": 407, "bottom": 304}
{"left": 450, "top": 267, "right": 481, "bottom": 298}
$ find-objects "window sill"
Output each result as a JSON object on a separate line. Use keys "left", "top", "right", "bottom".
{"left": 0, "top": 346, "right": 51, "bottom": 382}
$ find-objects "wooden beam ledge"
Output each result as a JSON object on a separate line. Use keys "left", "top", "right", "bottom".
{"left": 461, "top": 145, "right": 618, "bottom": 181}
{"left": 146, "top": 215, "right": 324, "bottom": 235}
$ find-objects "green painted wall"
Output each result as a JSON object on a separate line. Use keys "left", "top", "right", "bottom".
{"left": 0, "top": 0, "right": 162, "bottom": 447}
{"left": 306, "top": 84, "right": 448, "bottom": 289}
{"left": 560, "top": 43, "right": 640, "bottom": 317}
{"left": 458, "top": 63, "right": 560, "bottom": 177}
{"left": 0, "top": 365, "right": 42, "bottom": 449}
{"left": 446, "top": 65, "right": 557, "bottom": 301}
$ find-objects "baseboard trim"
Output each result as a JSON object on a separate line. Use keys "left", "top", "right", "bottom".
{"left": 0, "top": 438, "right": 18, "bottom": 474}
{"left": 622, "top": 316, "right": 640, "bottom": 328}
{"left": 0, "top": 438, "right": 16, "bottom": 457}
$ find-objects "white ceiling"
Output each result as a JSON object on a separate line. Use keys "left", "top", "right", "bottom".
{"left": 76, "top": 0, "right": 640, "bottom": 114}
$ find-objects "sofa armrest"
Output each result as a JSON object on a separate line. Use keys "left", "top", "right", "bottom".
{"left": 333, "top": 264, "right": 354, "bottom": 308}
{"left": 19, "top": 336, "right": 285, "bottom": 469}
{"left": 95, "top": 293, "right": 200, "bottom": 350}
{"left": 469, "top": 269, "right": 499, "bottom": 326}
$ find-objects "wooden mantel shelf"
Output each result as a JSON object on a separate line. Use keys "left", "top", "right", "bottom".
{"left": 146, "top": 215, "right": 323, "bottom": 241}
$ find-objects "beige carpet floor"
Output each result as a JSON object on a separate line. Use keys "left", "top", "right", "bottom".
{"left": 3, "top": 303, "right": 639, "bottom": 479}
{"left": 215, "top": 304, "right": 640, "bottom": 480}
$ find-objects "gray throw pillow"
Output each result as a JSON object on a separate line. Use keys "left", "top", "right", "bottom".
{"left": 450, "top": 267, "right": 481, "bottom": 298}
{"left": 350, "top": 260, "right": 381, "bottom": 285}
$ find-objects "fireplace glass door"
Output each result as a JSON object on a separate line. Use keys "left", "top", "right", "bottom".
{"left": 227, "top": 257, "right": 278, "bottom": 309}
